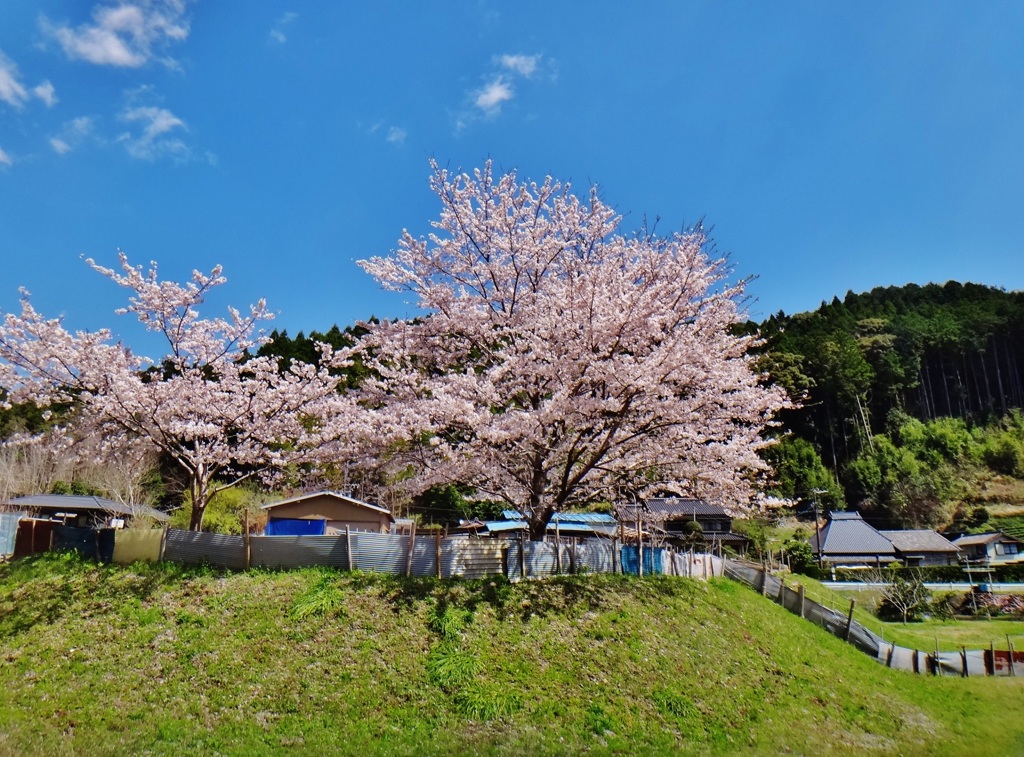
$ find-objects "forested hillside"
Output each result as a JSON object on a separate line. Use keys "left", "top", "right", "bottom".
{"left": 756, "top": 281, "right": 1024, "bottom": 528}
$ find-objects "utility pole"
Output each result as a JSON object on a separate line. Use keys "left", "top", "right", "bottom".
{"left": 811, "top": 489, "right": 827, "bottom": 571}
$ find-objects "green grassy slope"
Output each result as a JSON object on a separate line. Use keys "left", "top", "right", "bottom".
{"left": 1, "top": 553, "right": 1023, "bottom": 756}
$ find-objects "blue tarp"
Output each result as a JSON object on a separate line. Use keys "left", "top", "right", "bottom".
{"left": 620, "top": 545, "right": 664, "bottom": 575}
{"left": 265, "top": 517, "right": 326, "bottom": 536}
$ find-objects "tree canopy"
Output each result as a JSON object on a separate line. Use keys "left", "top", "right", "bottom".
{"left": 0, "top": 254, "right": 355, "bottom": 529}
{"left": 357, "top": 161, "right": 789, "bottom": 538}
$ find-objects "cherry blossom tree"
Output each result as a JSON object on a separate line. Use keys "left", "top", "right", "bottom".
{"left": 0, "top": 253, "right": 353, "bottom": 530}
{"left": 359, "top": 161, "right": 790, "bottom": 539}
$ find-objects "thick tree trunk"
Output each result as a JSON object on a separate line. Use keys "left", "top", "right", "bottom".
{"left": 188, "top": 468, "right": 210, "bottom": 531}
{"left": 189, "top": 502, "right": 207, "bottom": 531}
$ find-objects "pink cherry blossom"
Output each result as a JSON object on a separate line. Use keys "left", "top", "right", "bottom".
{"left": 0, "top": 252, "right": 354, "bottom": 530}
{"left": 358, "top": 161, "right": 790, "bottom": 539}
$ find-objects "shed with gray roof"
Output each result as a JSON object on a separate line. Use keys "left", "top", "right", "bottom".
{"left": 3, "top": 494, "right": 169, "bottom": 527}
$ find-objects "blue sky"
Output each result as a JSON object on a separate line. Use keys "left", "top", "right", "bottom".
{"left": 2, "top": 1, "right": 1023, "bottom": 352}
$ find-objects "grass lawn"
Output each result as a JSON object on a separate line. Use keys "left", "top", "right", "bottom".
{"left": 2, "top": 553, "right": 1024, "bottom": 756}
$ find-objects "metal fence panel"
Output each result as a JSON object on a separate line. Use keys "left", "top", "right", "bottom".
{"left": 506, "top": 541, "right": 557, "bottom": 579}
{"left": 250, "top": 535, "right": 350, "bottom": 569}
{"left": 112, "top": 529, "right": 163, "bottom": 564}
{"left": 0, "top": 513, "right": 23, "bottom": 558}
{"left": 163, "top": 528, "right": 246, "bottom": 570}
{"left": 441, "top": 539, "right": 505, "bottom": 579}
{"left": 52, "top": 525, "right": 96, "bottom": 556}
{"left": 410, "top": 534, "right": 440, "bottom": 578}
{"left": 505, "top": 539, "right": 619, "bottom": 579}
{"left": 351, "top": 532, "right": 407, "bottom": 575}
{"left": 575, "top": 540, "right": 614, "bottom": 575}
{"left": 620, "top": 545, "right": 664, "bottom": 575}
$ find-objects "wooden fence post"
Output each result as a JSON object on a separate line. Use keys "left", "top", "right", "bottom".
{"left": 1008, "top": 636, "right": 1017, "bottom": 677}
{"left": 158, "top": 527, "right": 168, "bottom": 563}
{"left": 844, "top": 598, "right": 856, "bottom": 641}
{"left": 519, "top": 530, "right": 527, "bottom": 580}
{"left": 777, "top": 577, "right": 786, "bottom": 606}
{"left": 243, "top": 510, "right": 251, "bottom": 570}
{"left": 554, "top": 521, "right": 562, "bottom": 574}
{"left": 798, "top": 584, "right": 806, "bottom": 619}
{"left": 636, "top": 512, "right": 644, "bottom": 578}
{"left": 436, "top": 530, "right": 443, "bottom": 579}
{"left": 405, "top": 521, "right": 417, "bottom": 577}
{"left": 961, "top": 646, "right": 969, "bottom": 677}
{"left": 988, "top": 641, "right": 995, "bottom": 676}
{"left": 885, "top": 644, "right": 894, "bottom": 668}
{"left": 345, "top": 525, "right": 353, "bottom": 571}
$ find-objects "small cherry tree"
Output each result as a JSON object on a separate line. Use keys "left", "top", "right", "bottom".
{"left": 358, "top": 161, "right": 789, "bottom": 539}
{"left": 0, "top": 253, "right": 353, "bottom": 530}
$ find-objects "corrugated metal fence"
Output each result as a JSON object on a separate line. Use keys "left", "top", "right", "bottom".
{"left": 725, "top": 560, "right": 884, "bottom": 658}
{"left": 724, "top": 559, "right": 1024, "bottom": 677}
{"left": 18, "top": 524, "right": 735, "bottom": 585}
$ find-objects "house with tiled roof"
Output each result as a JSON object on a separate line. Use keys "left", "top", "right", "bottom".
{"left": 879, "top": 529, "right": 959, "bottom": 566}
{"left": 810, "top": 511, "right": 898, "bottom": 566}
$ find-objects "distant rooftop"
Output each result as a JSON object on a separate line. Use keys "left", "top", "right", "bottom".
{"left": 811, "top": 511, "right": 895, "bottom": 557}
{"left": 5, "top": 494, "right": 169, "bottom": 522}
{"left": 880, "top": 529, "right": 958, "bottom": 554}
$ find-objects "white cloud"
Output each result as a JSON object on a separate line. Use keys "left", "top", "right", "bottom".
{"left": 0, "top": 50, "right": 29, "bottom": 108}
{"left": 0, "top": 146, "right": 11, "bottom": 166}
{"left": 499, "top": 54, "right": 540, "bottom": 77}
{"left": 474, "top": 77, "right": 513, "bottom": 115}
{"left": 459, "top": 51, "right": 547, "bottom": 127}
{"left": 69, "top": 115, "right": 95, "bottom": 135}
{"left": 118, "top": 105, "right": 189, "bottom": 159}
{"left": 386, "top": 126, "right": 407, "bottom": 145}
{"left": 50, "top": 116, "right": 95, "bottom": 155}
{"left": 41, "top": 1, "right": 191, "bottom": 68}
{"left": 33, "top": 80, "right": 58, "bottom": 107}
{"left": 270, "top": 12, "right": 297, "bottom": 44}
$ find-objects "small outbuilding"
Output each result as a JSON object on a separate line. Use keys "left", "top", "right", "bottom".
{"left": 2, "top": 494, "right": 169, "bottom": 528}
{"left": 261, "top": 491, "right": 394, "bottom": 536}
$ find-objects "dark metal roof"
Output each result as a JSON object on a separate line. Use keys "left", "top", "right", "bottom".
{"left": 880, "top": 530, "right": 959, "bottom": 554}
{"left": 812, "top": 511, "right": 895, "bottom": 557}
{"left": 5, "top": 494, "right": 169, "bottom": 522}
